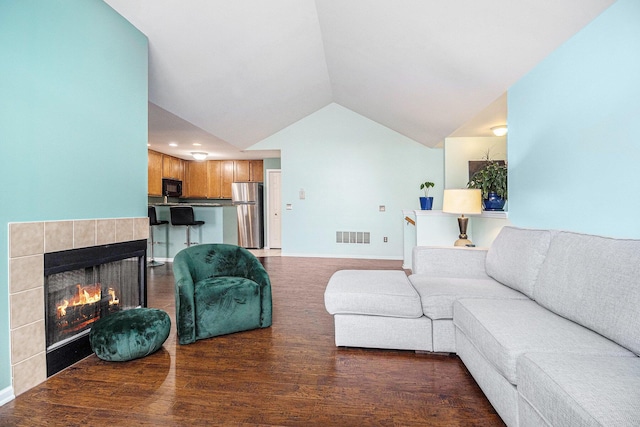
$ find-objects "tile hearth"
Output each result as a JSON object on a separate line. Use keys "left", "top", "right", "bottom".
{"left": 8, "top": 217, "right": 148, "bottom": 396}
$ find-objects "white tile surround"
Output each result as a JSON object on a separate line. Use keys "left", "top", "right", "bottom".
{"left": 8, "top": 217, "right": 148, "bottom": 396}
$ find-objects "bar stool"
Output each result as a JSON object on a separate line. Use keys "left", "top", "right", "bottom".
{"left": 170, "top": 206, "right": 205, "bottom": 247}
{"left": 148, "top": 206, "right": 169, "bottom": 267}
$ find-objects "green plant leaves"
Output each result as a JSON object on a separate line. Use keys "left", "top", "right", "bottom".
{"left": 467, "top": 162, "right": 507, "bottom": 199}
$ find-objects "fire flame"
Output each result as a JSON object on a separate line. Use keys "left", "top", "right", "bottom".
{"left": 56, "top": 284, "right": 119, "bottom": 318}
{"left": 108, "top": 288, "right": 119, "bottom": 305}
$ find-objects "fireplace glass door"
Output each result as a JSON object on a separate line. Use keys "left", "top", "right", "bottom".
{"left": 45, "top": 258, "right": 140, "bottom": 349}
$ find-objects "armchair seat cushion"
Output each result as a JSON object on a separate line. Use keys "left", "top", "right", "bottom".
{"left": 194, "top": 276, "right": 261, "bottom": 339}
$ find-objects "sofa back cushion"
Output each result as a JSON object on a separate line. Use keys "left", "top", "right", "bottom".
{"left": 534, "top": 231, "right": 640, "bottom": 354}
{"left": 485, "top": 226, "right": 554, "bottom": 298}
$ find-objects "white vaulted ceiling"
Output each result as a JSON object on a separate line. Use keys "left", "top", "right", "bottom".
{"left": 105, "top": 0, "right": 615, "bottom": 159}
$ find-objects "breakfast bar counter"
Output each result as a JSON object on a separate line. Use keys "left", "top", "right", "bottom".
{"left": 148, "top": 203, "right": 237, "bottom": 261}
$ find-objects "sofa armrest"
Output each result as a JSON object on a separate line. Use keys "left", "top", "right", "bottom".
{"left": 412, "top": 246, "right": 489, "bottom": 279}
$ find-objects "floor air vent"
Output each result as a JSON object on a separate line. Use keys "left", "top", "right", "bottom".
{"left": 336, "top": 231, "right": 370, "bottom": 244}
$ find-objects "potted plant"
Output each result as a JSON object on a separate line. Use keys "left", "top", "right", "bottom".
{"left": 467, "top": 161, "right": 507, "bottom": 211}
{"left": 419, "top": 181, "right": 435, "bottom": 210}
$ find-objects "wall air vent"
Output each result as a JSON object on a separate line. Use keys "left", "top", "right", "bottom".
{"left": 336, "top": 231, "right": 370, "bottom": 244}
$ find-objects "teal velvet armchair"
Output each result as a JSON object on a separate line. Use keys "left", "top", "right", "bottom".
{"left": 173, "top": 244, "right": 272, "bottom": 345}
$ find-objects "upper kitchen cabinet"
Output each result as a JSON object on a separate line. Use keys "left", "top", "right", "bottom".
{"left": 148, "top": 154, "right": 263, "bottom": 198}
{"left": 162, "top": 154, "right": 185, "bottom": 181}
{"left": 221, "top": 161, "right": 235, "bottom": 198}
{"left": 234, "top": 160, "right": 263, "bottom": 182}
{"left": 234, "top": 160, "right": 250, "bottom": 181}
{"left": 207, "top": 160, "right": 223, "bottom": 199}
{"left": 249, "top": 160, "right": 263, "bottom": 182}
{"left": 185, "top": 160, "right": 208, "bottom": 198}
{"left": 148, "top": 150, "right": 163, "bottom": 196}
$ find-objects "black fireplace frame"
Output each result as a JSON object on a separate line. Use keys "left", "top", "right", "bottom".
{"left": 44, "top": 239, "right": 147, "bottom": 376}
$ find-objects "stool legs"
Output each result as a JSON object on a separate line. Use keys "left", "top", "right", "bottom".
{"left": 148, "top": 225, "right": 165, "bottom": 267}
{"left": 184, "top": 225, "right": 200, "bottom": 247}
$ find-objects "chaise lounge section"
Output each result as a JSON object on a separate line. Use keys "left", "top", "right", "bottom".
{"left": 325, "top": 226, "right": 640, "bottom": 426}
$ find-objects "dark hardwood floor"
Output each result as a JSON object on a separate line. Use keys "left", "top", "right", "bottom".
{"left": 0, "top": 256, "right": 504, "bottom": 426}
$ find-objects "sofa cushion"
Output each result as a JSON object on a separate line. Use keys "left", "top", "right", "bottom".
{"left": 485, "top": 226, "right": 554, "bottom": 298}
{"left": 324, "top": 270, "right": 422, "bottom": 318}
{"left": 534, "top": 231, "right": 640, "bottom": 354}
{"left": 412, "top": 246, "right": 490, "bottom": 279}
{"left": 409, "top": 275, "right": 528, "bottom": 320}
{"left": 518, "top": 353, "right": 640, "bottom": 427}
{"left": 453, "top": 299, "right": 634, "bottom": 385}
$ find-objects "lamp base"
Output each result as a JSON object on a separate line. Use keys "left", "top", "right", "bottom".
{"left": 454, "top": 238, "right": 473, "bottom": 247}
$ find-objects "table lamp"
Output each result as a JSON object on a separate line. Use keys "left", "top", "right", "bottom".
{"left": 443, "top": 189, "right": 482, "bottom": 246}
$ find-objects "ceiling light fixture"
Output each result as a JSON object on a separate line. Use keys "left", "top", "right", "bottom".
{"left": 191, "top": 152, "right": 208, "bottom": 161}
{"left": 193, "top": 143, "right": 201, "bottom": 146}
{"left": 491, "top": 125, "right": 508, "bottom": 137}
{"left": 169, "top": 142, "right": 178, "bottom": 147}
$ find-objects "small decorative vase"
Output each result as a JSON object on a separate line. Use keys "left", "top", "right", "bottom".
{"left": 419, "top": 196, "right": 433, "bottom": 210}
{"left": 482, "top": 192, "right": 506, "bottom": 211}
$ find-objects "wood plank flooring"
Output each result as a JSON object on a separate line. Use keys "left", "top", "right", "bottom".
{"left": 0, "top": 256, "right": 504, "bottom": 426}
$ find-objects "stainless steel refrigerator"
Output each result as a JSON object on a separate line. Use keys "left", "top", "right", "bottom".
{"left": 231, "top": 182, "right": 264, "bottom": 249}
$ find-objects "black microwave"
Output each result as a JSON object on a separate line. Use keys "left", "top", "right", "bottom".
{"left": 162, "top": 178, "right": 182, "bottom": 197}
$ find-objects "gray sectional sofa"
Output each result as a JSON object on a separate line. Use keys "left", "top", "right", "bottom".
{"left": 325, "top": 226, "right": 640, "bottom": 426}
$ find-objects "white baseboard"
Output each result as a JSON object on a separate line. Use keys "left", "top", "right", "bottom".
{"left": 0, "top": 386, "right": 15, "bottom": 406}
{"left": 281, "top": 252, "right": 403, "bottom": 261}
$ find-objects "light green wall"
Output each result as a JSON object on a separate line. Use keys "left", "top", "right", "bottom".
{"left": 508, "top": 0, "right": 640, "bottom": 237}
{"left": 0, "top": 0, "right": 147, "bottom": 392}
{"left": 263, "top": 158, "right": 282, "bottom": 171}
{"left": 251, "top": 103, "right": 443, "bottom": 258}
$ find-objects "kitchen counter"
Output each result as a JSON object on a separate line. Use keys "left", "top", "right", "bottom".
{"left": 148, "top": 204, "right": 238, "bottom": 261}
{"left": 151, "top": 202, "right": 230, "bottom": 207}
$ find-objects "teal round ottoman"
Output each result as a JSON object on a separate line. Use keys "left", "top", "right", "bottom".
{"left": 89, "top": 308, "right": 171, "bottom": 362}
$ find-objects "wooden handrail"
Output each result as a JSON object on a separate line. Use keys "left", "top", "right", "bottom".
{"left": 404, "top": 216, "right": 415, "bottom": 226}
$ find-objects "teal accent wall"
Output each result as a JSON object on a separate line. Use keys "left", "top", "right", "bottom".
{"left": 251, "top": 103, "right": 444, "bottom": 258}
{"left": 0, "top": 1, "right": 147, "bottom": 392}
{"left": 508, "top": 0, "right": 639, "bottom": 237}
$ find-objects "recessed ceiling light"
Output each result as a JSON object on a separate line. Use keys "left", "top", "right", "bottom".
{"left": 193, "top": 143, "right": 201, "bottom": 146}
{"left": 169, "top": 142, "right": 178, "bottom": 147}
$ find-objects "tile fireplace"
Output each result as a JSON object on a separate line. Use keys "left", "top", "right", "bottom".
{"left": 8, "top": 217, "right": 148, "bottom": 395}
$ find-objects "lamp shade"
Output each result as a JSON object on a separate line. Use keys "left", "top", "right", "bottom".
{"left": 443, "top": 189, "right": 482, "bottom": 215}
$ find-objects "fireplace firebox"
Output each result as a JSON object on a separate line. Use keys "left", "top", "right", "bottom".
{"left": 44, "top": 240, "right": 147, "bottom": 376}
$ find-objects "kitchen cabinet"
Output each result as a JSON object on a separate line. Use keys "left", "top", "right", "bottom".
{"left": 148, "top": 153, "right": 263, "bottom": 198}
{"left": 233, "top": 160, "right": 263, "bottom": 182}
{"left": 207, "top": 160, "right": 222, "bottom": 199}
{"left": 221, "top": 161, "right": 234, "bottom": 198}
{"left": 148, "top": 150, "right": 163, "bottom": 196}
{"left": 162, "top": 154, "right": 184, "bottom": 180}
{"left": 249, "top": 160, "right": 263, "bottom": 182}
{"left": 234, "top": 160, "right": 250, "bottom": 182}
{"left": 186, "top": 161, "right": 208, "bottom": 198}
